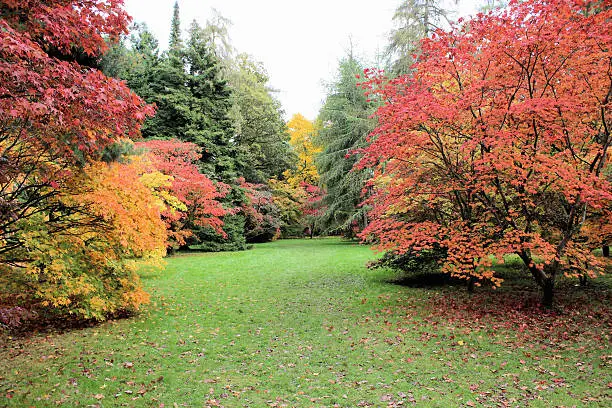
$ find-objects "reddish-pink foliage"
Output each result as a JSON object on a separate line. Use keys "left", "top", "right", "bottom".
{"left": 137, "top": 140, "right": 226, "bottom": 246}
{"left": 239, "top": 178, "right": 281, "bottom": 242}
{"left": 358, "top": 0, "right": 612, "bottom": 294}
{"left": 1, "top": 0, "right": 131, "bottom": 57}
{"left": 300, "top": 182, "right": 325, "bottom": 218}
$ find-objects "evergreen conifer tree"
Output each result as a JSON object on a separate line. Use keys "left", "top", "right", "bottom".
{"left": 316, "top": 57, "right": 376, "bottom": 237}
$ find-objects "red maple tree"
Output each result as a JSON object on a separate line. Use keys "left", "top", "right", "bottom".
{"left": 238, "top": 178, "right": 283, "bottom": 243}
{"left": 358, "top": 0, "right": 612, "bottom": 305}
{"left": 300, "top": 182, "right": 325, "bottom": 238}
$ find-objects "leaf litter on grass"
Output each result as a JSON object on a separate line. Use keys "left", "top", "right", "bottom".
{"left": 1, "top": 239, "right": 610, "bottom": 407}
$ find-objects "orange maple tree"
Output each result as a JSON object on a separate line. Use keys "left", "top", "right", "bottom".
{"left": 358, "top": 0, "right": 612, "bottom": 305}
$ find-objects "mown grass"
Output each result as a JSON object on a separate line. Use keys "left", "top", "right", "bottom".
{"left": 0, "top": 238, "right": 610, "bottom": 407}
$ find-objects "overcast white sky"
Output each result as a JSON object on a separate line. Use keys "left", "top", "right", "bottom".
{"left": 123, "top": 0, "right": 482, "bottom": 120}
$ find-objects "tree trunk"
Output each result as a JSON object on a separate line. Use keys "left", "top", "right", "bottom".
{"left": 579, "top": 274, "right": 588, "bottom": 286}
{"left": 542, "top": 279, "right": 554, "bottom": 308}
{"left": 467, "top": 276, "right": 476, "bottom": 293}
{"left": 519, "top": 250, "right": 559, "bottom": 308}
{"left": 603, "top": 245, "right": 610, "bottom": 257}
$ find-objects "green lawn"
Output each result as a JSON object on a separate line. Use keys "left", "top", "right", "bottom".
{"left": 1, "top": 238, "right": 610, "bottom": 407}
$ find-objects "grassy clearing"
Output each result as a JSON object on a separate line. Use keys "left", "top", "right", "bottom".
{"left": 0, "top": 238, "right": 610, "bottom": 407}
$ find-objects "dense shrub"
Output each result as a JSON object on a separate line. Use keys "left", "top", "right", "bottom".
{"left": 368, "top": 245, "right": 448, "bottom": 276}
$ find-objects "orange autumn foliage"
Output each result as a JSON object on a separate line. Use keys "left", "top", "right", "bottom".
{"left": 1, "top": 159, "right": 167, "bottom": 320}
{"left": 137, "top": 139, "right": 227, "bottom": 249}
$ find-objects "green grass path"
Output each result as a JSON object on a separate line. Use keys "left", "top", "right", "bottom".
{"left": 1, "top": 238, "right": 610, "bottom": 407}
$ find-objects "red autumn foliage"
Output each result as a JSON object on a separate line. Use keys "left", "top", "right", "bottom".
{"left": 358, "top": 0, "right": 612, "bottom": 305}
{"left": 1, "top": 0, "right": 131, "bottom": 57}
{"left": 300, "top": 182, "right": 325, "bottom": 218}
{"left": 239, "top": 178, "right": 282, "bottom": 243}
{"left": 298, "top": 182, "right": 325, "bottom": 238}
{"left": 0, "top": 0, "right": 151, "bottom": 160}
{"left": 137, "top": 139, "right": 226, "bottom": 248}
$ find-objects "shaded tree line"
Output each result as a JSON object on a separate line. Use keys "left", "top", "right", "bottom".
{"left": 100, "top": 2, "right": 324, "bottom": 252}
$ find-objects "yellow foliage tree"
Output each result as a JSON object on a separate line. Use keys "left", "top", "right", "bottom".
{"left": 284, "top": 113, "right": 322, "bottom": 187}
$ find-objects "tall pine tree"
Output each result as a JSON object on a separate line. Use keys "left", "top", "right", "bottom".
{"left": 184, "top": 20, "right": 239, "bottom": 180}
{"left": 385, "top": 0, "right": 452, "bottom": 75}
{"left": 316, "top": 56, "right": 376, "bottom": 237}
{"left": 169, "top": 1, "right": 183, "bottom": 53}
